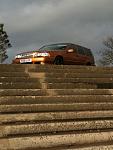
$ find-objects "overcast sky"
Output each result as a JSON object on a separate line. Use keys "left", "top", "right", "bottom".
{"left": 0, "top": 0, "right": 113, "bottom": 63}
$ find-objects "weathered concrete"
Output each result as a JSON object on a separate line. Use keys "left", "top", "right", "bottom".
{"left": 1, "top": 131, "right": 113, "bottom": 149}
{"left": 1, "top": 64, "right": 113, "bottom": 149}
{"left": 1, "top": 81, "right": 113, "bottom": 89}
{"left": 0, "top": 82, "right": 42, "bottom": 89}
{"left": 0, "top": 72, "right": 28, "bottom": 77}
{"left": 1, "top": 103, "right": 113, "bottom": 113}
{"left": 1, "top": 120, "right": 113, "bottom": 137}
{"left": 0, "top": 64, "right": 25, "bottom": 72}
{"left": 0, "top": 89, "right": 113, "bottom": 96}
{"left": 45, "top": 83, "right": 97, "bottom": 89}
{"left": 62, "top": 144, "right": 113, "bottom": 150}
{"left": 0, "top": 89, "right": 47, "bottom": 96}
{"left": 1, "top": 95, "right": 113, "bottom": 105}
{"left": 43, "top": 77, "right": 113, "bottom": 83}
{"left": 1, "top": 111, "right": 113, "bottom": 124}
{"left": 1, "top": 64, "right": 113, "bottom": 70}
{"left": 1, "top": 77, "right": 113, "bottom": 88}
{"left": 0, "top": 82, "right": 97, "bottom": 89}
{"left": 0, "top": 77, "right": 40, "bottom": 82}
{"left": 29, "top": 68, "right": 113, "bottom": 74}
{"left": 28, "top": 72, "right": 113, "bottom": 78}
{"left": 54, "top": 89, "right": 113, "bottom": 95}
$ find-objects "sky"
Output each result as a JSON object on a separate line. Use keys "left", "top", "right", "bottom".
{"left": 0, "top": 0, "right": 113, "bottom": 64}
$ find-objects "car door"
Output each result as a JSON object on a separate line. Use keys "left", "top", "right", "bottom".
{"left": 65, "top": 44, "right": 84, "bottom": 65}
{"left": 73, "top": 45, "right": 88, "bottom": 65}
{"left": 63, "top": 44, "right": 77, "bottom": 65}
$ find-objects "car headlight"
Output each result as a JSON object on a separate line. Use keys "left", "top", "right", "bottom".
{"left": 33, "top": 52, "right": 50, "bottom": 57}
{"left": 15, "top": 55, "right": 22, "bottom": 59}
{"left": 15, "top": 53, "right": 33, "bottom": 59}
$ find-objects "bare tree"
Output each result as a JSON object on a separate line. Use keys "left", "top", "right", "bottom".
{"left": 0, "top": 24, "right": 12, "bottom": 63}
{"left": 99, "top": 37, "right": 113, "bottom": 66}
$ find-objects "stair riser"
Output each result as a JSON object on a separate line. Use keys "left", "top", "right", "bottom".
{"left": 0, "top": 84, "right": 41, "bottom": 89}
{"left": 0, "top": 73, "right": 28, "bottom": 77}
{"left": 1, "top": 131, "right": 113, "bottom": 149}
{"left": 1, "top": 96, "right": 113, "bottom": 105}
{"left": 46, "top": 83, "right": 97, "bottom": 89}
{"left": 32, "top": 73, "right": 113, "bottom": 78}
{"left": 0, "top": 78, "right": 40, "bottom": 82}
{"left": 0, "top": 83, "right": 97, "bottom": 89}
{"left": 1, "top": 111, "right": 113, "bottom": 124}
{"left": 44, "top": 78, "right": 113, "bottom": 83}
{"left": 0, "top": 89, "right": 113, "bottom": 96}
{"left": 1, "top": 120, "right": 113, "bottom": 137}
{"left": 0, "top": 78, "right": 113, "bottom": 84}
{"left": 29, "top": 69, "right": 113, "bottom": 74}
{"left": 1, "top": 77, "right": 113, "bottom": 83}
{"left": 0, "top": 103, "right": 113, "bottom": 113}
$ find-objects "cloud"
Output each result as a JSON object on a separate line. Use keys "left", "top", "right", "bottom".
{"left": 0, "top": 0, "right": 113, "bottom": 63}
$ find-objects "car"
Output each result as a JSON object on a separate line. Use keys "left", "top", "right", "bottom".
{"left": 12, "top": 43, "right": 95, "bottom": 65}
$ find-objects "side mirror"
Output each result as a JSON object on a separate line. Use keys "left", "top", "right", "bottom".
{"left": 67, "top": 49, "right": 74, "bottom": 53}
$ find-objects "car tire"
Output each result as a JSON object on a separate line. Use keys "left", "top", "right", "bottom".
{"left": 54, "top": 57, "right": 64, "bottom": 65}
{"left": 86, "top": 62, "right": 91, "bottom": 66}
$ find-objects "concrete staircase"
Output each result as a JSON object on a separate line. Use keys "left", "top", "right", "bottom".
{"left": 1, "top": 64, "right": 113, "bottom": 149}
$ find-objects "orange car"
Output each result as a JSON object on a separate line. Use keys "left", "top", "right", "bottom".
{"left": 12, "top": 43, "right": 95, "bottom": 65}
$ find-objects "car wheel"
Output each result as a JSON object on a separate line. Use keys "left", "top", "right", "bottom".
{"left": 86, "top": 62, "right": 91, "bottom": 66}
{"left": 54, "top": 57, "right": 64, "bottom": 65}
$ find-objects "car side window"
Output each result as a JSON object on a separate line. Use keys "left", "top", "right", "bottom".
{"left": 85, "top": 49, "right": 93, "bottom": 56}
{"left": 76, "top": 46, "right": 85, "bottom": 55}
{"left": 69, "top": 45, "right": 77, "bottom": 53}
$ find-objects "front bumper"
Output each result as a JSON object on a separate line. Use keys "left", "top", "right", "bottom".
{"left": 12, "top": 57, "right": 45, "bottom": 64}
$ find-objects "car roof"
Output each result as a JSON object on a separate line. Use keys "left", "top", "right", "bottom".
{"left": 43, "top": 43, "right": 91, "bottom": 50}
{"left": 43, "top": 43, "right": 73, "bottom": 46}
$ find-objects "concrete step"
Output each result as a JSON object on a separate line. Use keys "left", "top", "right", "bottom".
{"left": 33, "top": 72, "right": 113, "bottom": 78}
{"left": 0, "top": 89, "right": 113, "bottom": 96}
{"left": 1, "top": 131, "right": 113, "bottom": 149}
{"left": 62, "top": 144, "right": 113, "bottom": 150}
{"left": 1, "top": 64, "right": 113, "bottom": 72}
{"left": 29, "top": 68, "right": 113, "bottom": 74}
{"left": 1, "top": 95, "right": 113, "bottom": 105}
{"left": 0, "top": 89, "right": 47, "bottom": 96}
{"left": 43, "top": 83, "right": 113, "bottom": 89}
{"left": 43, "top": 77, "right": 113, "bottom": 83}
{"left": 0, "top": 67, "right": 25, "bottom": 72}
{"left": 0, "top": 72, "right": 28, "bottom": 77}
{"left": 23, "top": 64, "right": 112, "bottom": 70}
{"left": 0, "top": 103, "right": 113, "bottom": 113}
{"left": 0, "top": 64, "right": 81, "bottom": 70}
{"left": 0, "top": 80, "right": 113, "bottom": 89}
{"left": 0, "top": 82, "right": 42, "bottom": 89}
{"left": 0, "top": 64, "right": 25, "bottom": 69}
{"left": 1, "top": 77, "right": 113, "bottom": 83}
{"left": 1, "top": 111, "right": 113, "bottom": 124}
{"left": 27, "top": 64, "right": 97, "bottom": 69}
{"left": 51, "top": 89, "right": 113, "bottom": 96}
{"left": 1, "top": 120, "right": 113, "bottom": 137}
{"left": 0, "top": 77, "right": 40, "bottom": 82}
{"left": 27, "top": 64, "right": 113, "bottom": 70}
{"left": 47, "top": 83, "right": 113, "bottom": 89}
{"left": 0, "top": 82, "right": 97, "bottom": 89}
{"left": 44, "top": 83, "right": 97, "bottom": 89}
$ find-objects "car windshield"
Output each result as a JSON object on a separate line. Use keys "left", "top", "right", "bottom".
{"left": 39, "top": 44, "right": 67, "bottom": 51}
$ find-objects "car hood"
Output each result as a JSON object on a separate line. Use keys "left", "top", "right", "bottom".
{"left": 15, "top": 50, "right": 50, "bottom": 59}
{"left": 15, "top": 51, "right": 39, "bottom": 59}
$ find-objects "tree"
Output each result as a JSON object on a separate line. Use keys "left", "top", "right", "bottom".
{"left": 0, "top": 24, "right": 12, "bottom": 63}
{"left": 99, "top": 37, "right": 113, "bottom": 66}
